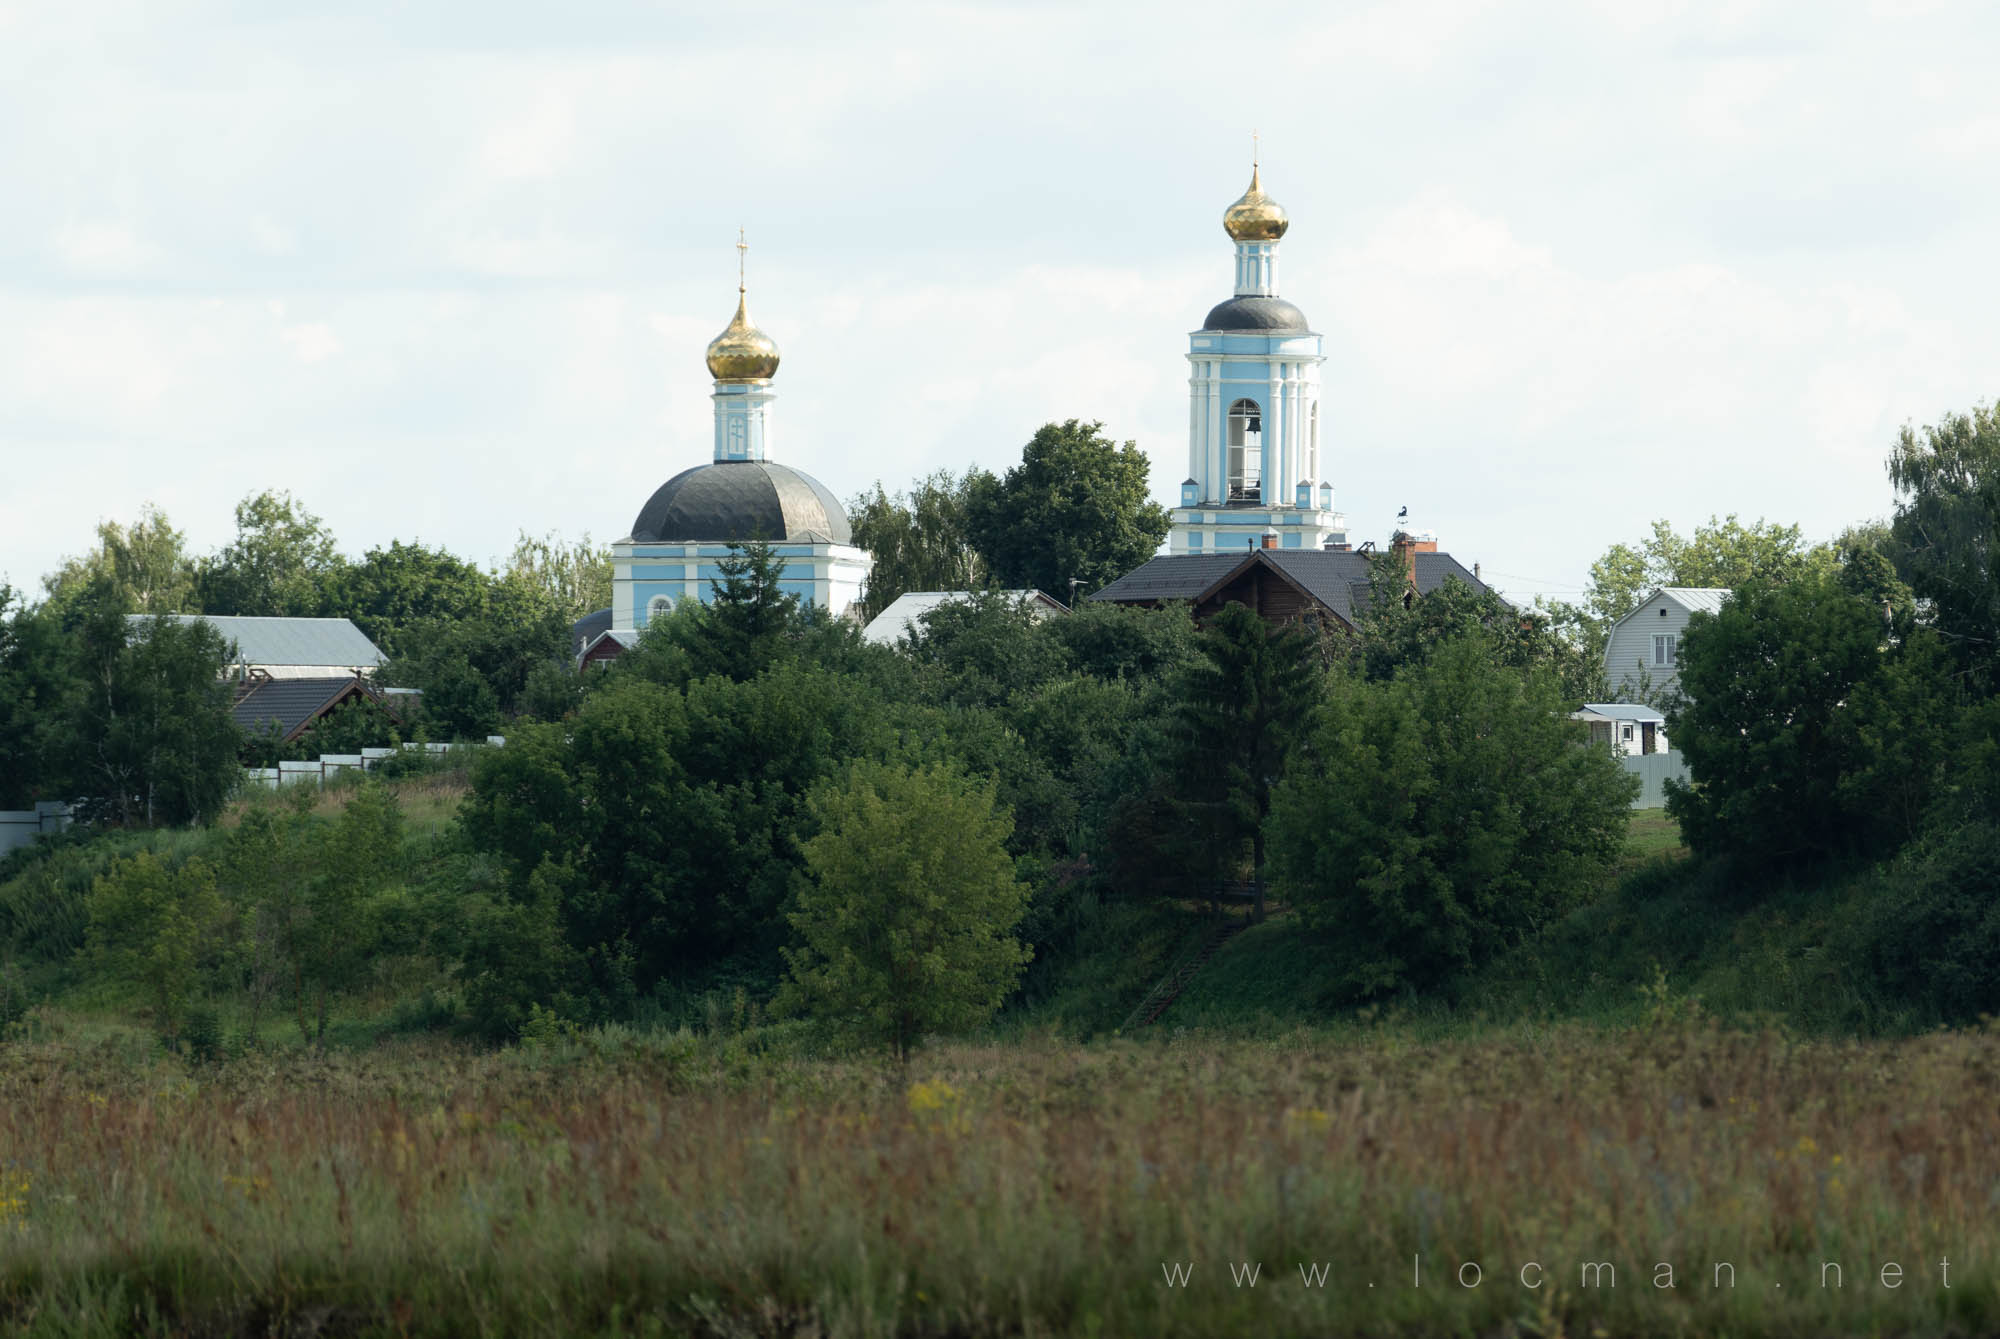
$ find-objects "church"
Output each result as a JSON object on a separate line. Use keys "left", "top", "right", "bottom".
{"left": 574, "top": 159, "right": 1486, "bottom": 662}
{"left": 572, "top": 237, "right": 873, "bottom": 665}
{"left": 1094, "top": 158, "right": 1490, "bottom": 624}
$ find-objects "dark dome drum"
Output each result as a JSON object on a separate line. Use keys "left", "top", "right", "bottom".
{"left": 630, "top": 461, "right": 853, "bottom": 545}
{"left": 1201, "top": 295, "right": 1311, "bottom": 333}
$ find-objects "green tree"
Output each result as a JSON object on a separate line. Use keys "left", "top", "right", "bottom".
{"left": 964, "top": 419, "right": 1170, "bottom": 597}
{"left": 304, "top": 540, "right": 492, "bottom": 657}
{"left": 1887, "top": 400, "right": 2000, "bottom": 689}
{"left": 501, "top": 529, "right": 613, "bottom": 624}
{"left": 1268, "top": 636, "right": 1635, "bottom": 999}
{"left": 42, "top": 503, "right": 198, "bottom": 618}
{"left": 192, "top": 490, "right": 339, "bottom": 617}
{"left": 1665, "top": 572, "right": 1954, "bottom": 870}
{"left": 83, "top": 852, "right": 223, "bottom": 1048}
{"left": 64, "top": 587, "right": 242, "bottom": 827}
{"left": 1358, "top": 556, "right": 1603, "bottom": 701}
{"left": 778, "top": 760, "right": 1031, "bottom": 1059}
{"left": 1156, "top": 603, "right": 1321, "bottom": 918}
{"left": 849, "top": 469, "right": 991, "bottom": 619}
{"left": 694, "top": 537, "right": 800, "bottom": 681}
{"left": 0, "top": 588, "right": 70, "bottom": 808}
{"left": 1550, "top": 515, "right": 1840, "bottom": 658}
{"left": 295, "top": 782, "right": 403, "bottom": 1045}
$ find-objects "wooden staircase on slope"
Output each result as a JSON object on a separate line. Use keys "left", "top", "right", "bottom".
{"left": 1119, "top": 917, "right": 1247, "bottom": 1032}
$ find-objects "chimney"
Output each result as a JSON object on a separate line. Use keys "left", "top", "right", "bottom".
{"left": 1261, "top": 528, "right": 1279, "bottom": 550}
{"left": 1389, "top": 530, "right": 1417, "bottom": 588}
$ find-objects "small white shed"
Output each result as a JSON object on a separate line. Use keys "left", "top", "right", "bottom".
{"left": 1602, "top": 587, "right": 1729, "bottom": 701}
{"left": 1572, "top": 702, "right": 1669, "bottom": 757}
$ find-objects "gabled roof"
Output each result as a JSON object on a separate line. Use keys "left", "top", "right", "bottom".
{"left": 577, "top": 627, "right": 642, "bottom": 664}
{"left": 128, "top": 615, "right": 386, "bottom": 669}
{"left": 232, "top": 676, "right": 377, "bottom": 742}
{"left": 861, "top": 590, "right": 1066, "bottom": 646}
{"left": 1092, "top": 549, "right": 1490, "bottom": 623}
{"left": 1655, "top": 587, "right": 1730, "bottom": 614}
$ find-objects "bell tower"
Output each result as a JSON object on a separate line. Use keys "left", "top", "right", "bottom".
{"left": 1171, "top": 151, "right": 1345, "bottom": 554}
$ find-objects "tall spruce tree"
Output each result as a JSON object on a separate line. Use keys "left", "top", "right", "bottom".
{"left": 1162, "top": 602, "right": 1321, "bottom": 920}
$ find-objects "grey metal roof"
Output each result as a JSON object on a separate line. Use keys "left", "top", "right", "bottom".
{"left": 1090, "top": 554, "right": 1246, "bottom": 604}
{"left": 232, "top": 677, "right": 371, "bottom": 741}
{"left": 1580, "top": 702, "right": 1666, "bottom": 723}
{"left": 631, "top": 461, "right": 852, "bottom": 545}
{"left": 1092, "top": 549, "right": 1492, "bottom": 624}
{"left": 1201, "top": 295, "right": 1311, "bottom": 332}
{"left": 1656, "top": 587, "right": 1730, "bottom": 613}
{"left": 128, "top": 615, "right": 385, "bottom": 668}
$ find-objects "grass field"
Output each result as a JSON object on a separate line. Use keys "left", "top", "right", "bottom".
{"left": 1, "top": 1016, "right": 1995, "bottom": 1338}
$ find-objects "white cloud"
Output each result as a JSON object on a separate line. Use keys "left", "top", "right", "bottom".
{"left": 51, "top": 221, "right": 159, "bottom": 275}
{"left": 280, "top": 321, "right": 341, "bottom": 364}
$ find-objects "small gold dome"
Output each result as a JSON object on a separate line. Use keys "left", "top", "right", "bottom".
{"left": 705, "top": 292, "right": 780, "bottom": 382}
{"left": 1222, "top": 163, "right": 1289, "bottom": 243}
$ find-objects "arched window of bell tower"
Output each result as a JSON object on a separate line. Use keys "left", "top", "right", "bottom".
{"left": 1226, "top": 398, "right": 1262, "bottom": 502}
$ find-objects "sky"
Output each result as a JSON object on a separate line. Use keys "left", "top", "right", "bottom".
{"left": 4, "top": 0, "right": 1998, "bottom": 608}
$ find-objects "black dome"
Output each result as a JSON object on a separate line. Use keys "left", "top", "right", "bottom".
{"left": 630, "top": 461, "right": 852, "bottom": 545}
{"left": 1201, "top": 295, "right": 1311, "bottom": 332}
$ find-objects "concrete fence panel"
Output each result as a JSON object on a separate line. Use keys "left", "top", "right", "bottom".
{"left": 1621, "top": 750, "right": 1690, "bottom": 809}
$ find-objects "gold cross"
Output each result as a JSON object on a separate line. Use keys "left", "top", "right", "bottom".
{"left": 736, "top": 226, "right": 747, "bottom": 292}
{"left": 1252, "top": 129, "right": 1259, "bottom": 166}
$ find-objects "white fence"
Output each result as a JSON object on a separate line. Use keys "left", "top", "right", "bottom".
{"left": 242, "top": 737, "right": 505, "bottom": 789}
{"left": 1, "top": 739, "right": 505, "bottom": 858}
{"left": 1621, "top": 750, "right": 1689, "bottom": 809}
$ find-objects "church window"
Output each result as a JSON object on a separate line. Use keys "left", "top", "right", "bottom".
{"left": 647, "top": 594, "right": 672, "bottom": 622}
{"left": 1226, "top": 398, "right": 1262, "bottom": 501}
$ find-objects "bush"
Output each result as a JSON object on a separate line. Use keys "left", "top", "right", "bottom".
{"left": 1854, "top": 822, "right": 2000, "bottom": 1023}
{"left": 1268, "top": 635, "right": 1637, "bottom": 1000}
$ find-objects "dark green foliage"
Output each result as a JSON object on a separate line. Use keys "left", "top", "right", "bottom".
{"left": 695, "top": 536, "right": 800, "bottom": 681}
{"left": 1887, "top": 400, "right": 2000, "bottom": 690}
{"left": 964, "top": 419, "right": 1170, "bottom": 598}
{"left": 191, "top": 490, "right": 339, "bottom": 617}
{"left": 281, "top": 693, "right": 409, "bottom": 760}
{"left": 303, "top": 540, "right": 491, "bottom": 657}
{"left": 1360, "top": 559, "right": 1603, "bottom": 702}
{"left": 462, "top": 665, "right": 905, "bottom": 1015}
{"left": 1145, "top": 603, "right": 1321, "bottom": 915}
{"left": 1855, "top": 822, "right": 2000, "bottom": 1023}
{"left": 1268, "top": 636, "right": 1636, "bottom": 999}
{"left": 63, "top": 587, "right": 242, "bottom": 827}
{"left": 0, "top": 586, "right": 71, "bottom": 808}
{"left": 1665, "top": 573, "right": 1953, "bottom": 870}
{"left": 83, "top": 850, "right": 224, "bottom": 1049}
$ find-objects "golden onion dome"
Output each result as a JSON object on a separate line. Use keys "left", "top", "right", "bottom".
{"left": 704, "top": 291, "right": 780, "bottom": 382}
{"left": 1222, "top": 163, "right": 1289, "bottom": 243}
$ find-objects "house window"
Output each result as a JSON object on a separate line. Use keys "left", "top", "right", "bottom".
{"left": 1226, "top": 399, "right": 1262, "bottom": 502}
{"left": 1621, "top": 725, "right": 1633, "bottom": 741}
{"left": 1653, "top": 634, "right": 1677, "bottom": 666}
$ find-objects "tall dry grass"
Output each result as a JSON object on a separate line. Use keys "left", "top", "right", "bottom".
{"left": 1, "top": 1020, "right": 1995, "bottom": 1336}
